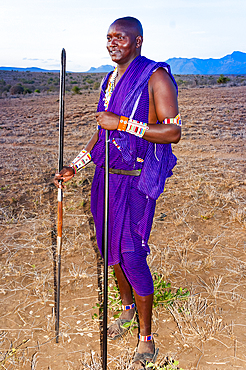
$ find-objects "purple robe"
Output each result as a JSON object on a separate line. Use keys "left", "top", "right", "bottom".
{"left": 91, "top": 55, "right": 177, "bottom": 266}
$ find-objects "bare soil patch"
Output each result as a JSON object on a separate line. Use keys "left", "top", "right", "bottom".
{"left": 0, "top": 86, "right": 245, "bottom": 369}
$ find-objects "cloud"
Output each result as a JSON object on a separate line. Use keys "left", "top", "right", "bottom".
{"left": 169, "top": 21, "right": 176, "bottom": 29}
{"left": 23, "top": 57, "right": 42, "bottom": 61}
{"left": 190, "top": 31, "right": 206, "bottom": 35}
{"left": 22, "top": 57, "right": 60, "bottom": 65}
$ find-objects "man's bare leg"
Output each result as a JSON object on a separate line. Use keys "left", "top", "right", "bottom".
{"left": 134, "top": 291, "right": 155, "bottom": 355}
{"left": 108, "top": 264, "right": 155, "bottom": 359}
{"left": 107, "top": 263, "right": 135, "bottom": 338}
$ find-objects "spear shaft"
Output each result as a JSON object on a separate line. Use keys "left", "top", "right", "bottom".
{"left": 56, "top": 48, "right": 66, "bottom": 343}
{"left": 103, "top": 129, "right": 109, "bottom": 370}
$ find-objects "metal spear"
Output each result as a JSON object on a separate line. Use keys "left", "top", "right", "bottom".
{"left": 56, "top": 48, "right": 66, "bottom": 343}
{"left": 103, "top": 129, "right": 109, "bottom": 369}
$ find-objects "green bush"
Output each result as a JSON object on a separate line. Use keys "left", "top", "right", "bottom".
{"left": 24, "top": 88, "right": 32, "bottom": 94}
{"left": 217, "top": 74, "right": 230, "bottom": 84}
{"left": 47, "top": 86, "right": 56, "bottom": 92}
{"left": 34, "top": 89, "right": 40, "bottom": 93}
{"left": 72, "top": 86, "right": 81, "bottom": 94}
{"left": 93, "top": 81, "right": 100, "bottom": 90}
{"left": 4, "top": 84, "right": 11, "bottom": 92}
{"left": 20, "top": 79, "right": 34, "bottom": 84}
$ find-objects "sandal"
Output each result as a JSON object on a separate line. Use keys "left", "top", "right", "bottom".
{"left": 107, "top": 303, "right": 136, "bottom": 340}
{"left": 107, "top": 318, "right": 132, "bottom": 340}
{"left": 131, "top": 334, "right": 159, "bottom": 370}
{"left": 132, "top": 347, "right": 159, "bottom": 369}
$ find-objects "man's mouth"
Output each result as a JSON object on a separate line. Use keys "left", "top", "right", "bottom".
{"left": 109, "top": 49, "right": 120, "bottom": 55}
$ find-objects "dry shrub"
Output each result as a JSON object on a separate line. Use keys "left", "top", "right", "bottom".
{"left": 167, "top": 295, "right": 231, "bottom": 344}
{"left": 10, "top": 85, "right": 24, "bottom": 95}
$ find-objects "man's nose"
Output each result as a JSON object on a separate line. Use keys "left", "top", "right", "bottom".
{"left": 110, "top": 37, "right": 118, "bottom": 46}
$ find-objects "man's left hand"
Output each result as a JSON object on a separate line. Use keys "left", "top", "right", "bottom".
{"left": 96, "top": 111, "right": 119, "bottom": 131}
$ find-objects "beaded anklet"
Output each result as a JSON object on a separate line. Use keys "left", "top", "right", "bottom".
{"left": 118, "top": 116, "right": 149, "bottom": 138}
{"left": 69, "top": 149, "right": 91, "bottom": 174}
{"left": 139, "top": 333, "right": 153, "bottom": 342}
{"left": 163, "top": 113, "right": 182, "bottom": 126}
{"left": 122, "top": 303, "right": 135, "bottom": 311}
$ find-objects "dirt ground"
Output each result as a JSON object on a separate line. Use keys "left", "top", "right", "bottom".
{"left": 0, "top": 85, "right": 245, "bottom": 370}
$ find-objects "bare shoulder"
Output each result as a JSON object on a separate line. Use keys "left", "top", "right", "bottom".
{"left": 149, "top": 67, "right": 177, "bottom": 96}
{"left": 148, "top": 67, "right": 178, "bottom": 122}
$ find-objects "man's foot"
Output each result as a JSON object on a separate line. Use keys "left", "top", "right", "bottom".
{"left": 131, "top": 340, "right": 159, "bottom": 370}
{"left": 107, "top": 307, "right": 135, "bottom": 340}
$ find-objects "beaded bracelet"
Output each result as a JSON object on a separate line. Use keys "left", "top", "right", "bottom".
{"left": 69, "top": 149, "right": 91, "bottom": 175}
{"left": 118, "top": 113, "right": 181, "bottom": 138}
{"left": 163, "top": 113, "right": 182, "bottom": 126}
{"left": 118, "top": 116, "right": 129, "bottom": 131}
{"left": 118, "top": 116, "right": 149, "bottom": 138}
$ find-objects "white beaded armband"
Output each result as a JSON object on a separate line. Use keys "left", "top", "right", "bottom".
{"left": 118, "top": 116, "right": 149, "bottom": 138}
{"left": 163, "top": 113, "right": 182, "bottom": 126}
{"left": 69, "top": 149, "right": 91, "bottom": 175}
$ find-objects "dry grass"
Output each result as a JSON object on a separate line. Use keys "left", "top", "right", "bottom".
{"left": 0, "top": 86, "right": 245, "bottom": 369}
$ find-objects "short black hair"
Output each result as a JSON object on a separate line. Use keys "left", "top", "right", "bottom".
{"left": 112, "top": 16, "right": 143, "bottom": 37}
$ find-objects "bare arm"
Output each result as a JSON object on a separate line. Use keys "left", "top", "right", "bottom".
{"left": 97, "top": 68, "right": 181, "bottom": 144}
{"left": 84, "top": 130, "right": 99, "bottom": 152}
{"left": 144, "top": 68, "right": 181, "bottom": 144}
{"left": 54, "top": 130, "right": 99, "bottom": 188}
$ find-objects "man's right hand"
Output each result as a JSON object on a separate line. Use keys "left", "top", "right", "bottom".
{"left": 54, "top": 166, "right": 74, "bottom": 189}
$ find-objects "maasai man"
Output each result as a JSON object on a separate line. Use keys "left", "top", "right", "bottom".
{"left": 54, "top": 16, "right": 181, "bottom": 368}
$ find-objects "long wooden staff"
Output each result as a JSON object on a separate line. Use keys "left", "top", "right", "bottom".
{"left": 103, "top": 129, "right": 109, "bottom": 369}
{"left": 56, "top": 48, "right": 66, "bottom": 343}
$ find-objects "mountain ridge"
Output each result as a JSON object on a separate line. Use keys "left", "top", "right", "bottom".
{"left": 86, "top": 64, "right": 114, "bottom": 73}
{"left": 0, "top": 66, "right": 60, "bottom": 73}
{"left": 1, "top": 51, "right": 245, "bottom": 74}
{"left": 166, "top": 51, "right": 246, "bottom": 74}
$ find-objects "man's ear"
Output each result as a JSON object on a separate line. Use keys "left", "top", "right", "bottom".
{"left": 136, "top": 36, "right": 143, "bottom": 49}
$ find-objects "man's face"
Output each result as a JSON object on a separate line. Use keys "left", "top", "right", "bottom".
{"left": 106, "top": 22, "right": 140, "bottom": 64}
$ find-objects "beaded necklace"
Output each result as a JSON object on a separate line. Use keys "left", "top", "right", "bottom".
{"left": 104, "top": 67, "right": 118, "bottom": 111}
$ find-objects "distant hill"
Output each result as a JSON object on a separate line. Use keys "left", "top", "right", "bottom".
{"left": 86, "top": 65, "right": 114, "bottom": 73}
{"left": 166, "top": 51, "right": 246, "bottom": 74}
{"left": 1, "top": 52, "right": 246, "bottom": 74}
{"left": 0, "top": 65, "right": 114, "bottom": 73}
{"left": 0, "top": 66, "right": 60, "bottom": 73}
{"left": 87, "top": 52, "right": 246, "bottom": 74}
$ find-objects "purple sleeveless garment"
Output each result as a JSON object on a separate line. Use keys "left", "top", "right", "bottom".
{"left": 91, "top": 56, "right": 178, "bottom": 267}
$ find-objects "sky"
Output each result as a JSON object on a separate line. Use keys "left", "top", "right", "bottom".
{"left": 1, "top": 0, "right": 245, "bottom": 72}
